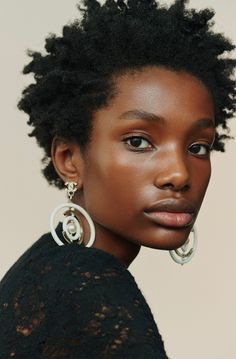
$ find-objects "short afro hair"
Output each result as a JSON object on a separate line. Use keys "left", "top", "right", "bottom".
{"left": 18, "top": 0, "right": 236, "bottom": 189}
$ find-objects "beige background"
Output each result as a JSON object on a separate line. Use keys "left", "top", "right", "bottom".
{"left": 0, "top": 1, "right": 235, "bottom": 358}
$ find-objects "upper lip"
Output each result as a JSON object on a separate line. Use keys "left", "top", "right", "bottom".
{"left": 144, "top": 198, "right": 196, "bottom": 214}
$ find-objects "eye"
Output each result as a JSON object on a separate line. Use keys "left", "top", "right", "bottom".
{"left": 189, "top": 143, "right": 211, "bottom": 156}
{"left": 124, "top": 136, "right": 153, "bottom": 151}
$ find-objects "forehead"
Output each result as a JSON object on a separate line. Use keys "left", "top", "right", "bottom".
{"left": 108, "top": 66, "right": 214, "bottom": 119}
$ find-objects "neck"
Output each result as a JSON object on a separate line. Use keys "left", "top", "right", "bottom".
{"left": 90, "top": 225, "right": 141, "bottom": 268}
{"left": 73, "top": 196, "right": 141, "bottom": 267}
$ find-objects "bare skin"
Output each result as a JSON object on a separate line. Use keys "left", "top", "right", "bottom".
{"left": 52, "top": 66, "right": 215, "bottom": 267}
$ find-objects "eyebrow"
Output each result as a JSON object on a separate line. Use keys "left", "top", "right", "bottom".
{"left": 193, "top": 118, "right": 215, "bottom": 129}
{"left": 119, "top": 110, "right": 164, "bottom": 123}
{"left": 118, "top": 109, "right": 215, "bottom": 129}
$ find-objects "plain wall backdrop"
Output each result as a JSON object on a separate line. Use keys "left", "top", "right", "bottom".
{"left": 0, "top": 1, "right": 235, "bottom": 358}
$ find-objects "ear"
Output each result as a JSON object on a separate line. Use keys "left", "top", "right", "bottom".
{"left": 51, "top": 137, "right": 85, "bottom": 190}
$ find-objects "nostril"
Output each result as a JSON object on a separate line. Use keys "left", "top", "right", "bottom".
{"left": 162, "top": 182, "right": 190, "bottom": 192}
{"left": 162, "top": 183, "right": 173, "bottom": 189}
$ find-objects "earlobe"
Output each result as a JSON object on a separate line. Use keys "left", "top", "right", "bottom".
{"left": 51, "top": 137, "right": 84, "bottom": 189}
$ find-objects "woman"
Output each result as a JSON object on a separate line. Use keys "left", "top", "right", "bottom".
{"left": 0, "top": 0, "right": 235, "bottom": 357}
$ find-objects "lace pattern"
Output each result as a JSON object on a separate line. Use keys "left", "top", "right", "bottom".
{"left": 0, "top": 231, "right": 168, "bottom": 358}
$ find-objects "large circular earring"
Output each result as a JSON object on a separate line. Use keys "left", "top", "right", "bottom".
{"left": 50, "top": 182, "right": 95, "bottom": 247}
{"left": 169, "top": 227, "right": 197, "bottom": 265}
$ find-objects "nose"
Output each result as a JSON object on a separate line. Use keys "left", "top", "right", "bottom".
{"left": 154, "top": 150, "right": 191, "bottom": 192}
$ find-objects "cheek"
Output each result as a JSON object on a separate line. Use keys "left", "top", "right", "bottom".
{"left": 82, "top": 153, "right": 148, "bottom": 217}
{"left": 192, "top": 159, "right": 212, "bottom": 200}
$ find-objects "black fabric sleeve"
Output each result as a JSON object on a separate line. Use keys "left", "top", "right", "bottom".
{"left": 0, "top": 238, "right": 168, "bottom": 359}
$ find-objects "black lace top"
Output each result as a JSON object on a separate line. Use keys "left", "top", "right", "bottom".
{"left": 0, "top": 226, "right": 168, "bottom": 358}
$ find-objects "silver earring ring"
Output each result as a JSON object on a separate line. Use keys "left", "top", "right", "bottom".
{"left": 169, "top": 226, "right": 197, "bottom": 265}
{"left": 50, "top": 203, "right": 96, "bottom": 247}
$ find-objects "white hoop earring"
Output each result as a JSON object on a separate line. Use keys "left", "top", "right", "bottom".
{"left": 169, "top": 227, "right": 197, "bottom": 265}
{"left": 50, "top": 182, "right": 95, "bottom": 247}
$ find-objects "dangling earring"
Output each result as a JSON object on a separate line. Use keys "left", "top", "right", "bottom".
{"left": 169, "top": 227, "right": 197, "bottom": 265}
{"left": 50, "top": 181, "right": 95, "bottom": 247}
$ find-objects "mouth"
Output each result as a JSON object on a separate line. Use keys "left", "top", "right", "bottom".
{"left": 144, "top": 199, "right": 196, "bottom": 229}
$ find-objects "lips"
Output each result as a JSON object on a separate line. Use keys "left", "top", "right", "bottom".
{"left": 144, "top": 199, "right": 196, "bottom": 228}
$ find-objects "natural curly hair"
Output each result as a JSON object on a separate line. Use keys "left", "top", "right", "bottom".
{"left": 18, "top": 0, "right": 236, "bottom": 189}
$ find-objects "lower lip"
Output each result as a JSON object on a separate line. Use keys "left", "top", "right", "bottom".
{"left": 144, "top": 211, "right": 194, "bottom": 228}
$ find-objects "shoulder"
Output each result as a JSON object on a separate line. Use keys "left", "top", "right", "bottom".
{"left": 0, "top": 229, "right": 136, "bottom": 339}
{"left": 0, "top": 230, "right": 168, "bottom": 358}
{"left": 0, "top": 229, "right": 132, "bottom": 337}
{"left": 0, "top": 228, "right": 131, "bottom": 302}
{"left": 1, "top": 228, "right": 127, "bottom": 285}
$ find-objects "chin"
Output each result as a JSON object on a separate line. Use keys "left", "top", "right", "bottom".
{"left": 142, "top": 225, "right": 192, "bottom": 251}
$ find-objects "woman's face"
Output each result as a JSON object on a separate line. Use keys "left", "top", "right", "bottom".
{"left": 75, "top": 66, "right": 215, "bottom": 250}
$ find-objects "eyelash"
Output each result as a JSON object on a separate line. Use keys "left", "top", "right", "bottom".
{"left": 188, "top": 143, "right": 211, "bottom": 156}
{"left": 123, "top": 136, "right": 154, "bottom": 151}
{"left": 123, "top": 135, "right": 212, "bottom": 156}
